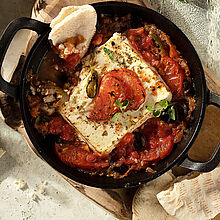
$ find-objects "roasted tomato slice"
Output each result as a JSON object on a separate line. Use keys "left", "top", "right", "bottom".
{"left": 160, "top": 56, "right": 184, "bottom": 99}
{"left": 127, "top": 27, "right": 154, "bottom": 51}
{"left": 64, "top": 53, "right": 80, "bottom": 70}
{"left": 55, "top": 143, "right": 110, "bottom": 170}
{"left": 49, "top": 116, "right": 110, "bottom": 170}
{"left": 92, "top": 33, "right": 103, "bottom": 46}
{"left": 127, "top": 27, "right": 159, "bottom": 67}
{"left": 115, "top": 133, "right": 138, "bottom": 162}
{"left": 89, "top": 68, "right": 146, "bottom": 122}
{"left": 111, "top": 133, "right": 140, "bottom": 166}
{"left": 108, "top": 69, "right": 146, "bottom": 110}
{"left": 48, "top": 116, "right": 75, "bottom": 141}
{"left": 140, "top": 118, "right": 175, "bottom": 161}
{"left": 89, "top": 75, "right": 126, "bottom": 121}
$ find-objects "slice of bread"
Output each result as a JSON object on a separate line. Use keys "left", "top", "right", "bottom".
{"left": 50, "top": 6, "right": 80, "bottom": 29}
{"left": 157, "top": 167, "right": 220, "bottom": 220}
{"left": 48, "top": 5, "right": 97, "bottom": 58}
{"left": 132, "top": 171, "right": 177, "bottom": 220}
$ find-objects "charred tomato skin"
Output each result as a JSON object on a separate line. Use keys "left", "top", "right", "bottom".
{"left": 89, "top": 68, "right": 146, "bottom": 122}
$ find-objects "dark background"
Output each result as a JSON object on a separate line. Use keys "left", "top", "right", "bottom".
{"left": 0, "top": 0, "right": 35, "bottom": 35}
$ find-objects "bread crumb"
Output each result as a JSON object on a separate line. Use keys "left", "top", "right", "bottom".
{"left": 41, "top": 180, "right": 48, "bottom": 185}
{"left": 15, "top": 179, "right": 26, "bottom": 190}
{"left": 0, "top": 148, "right": 6, "bottom": 158}
{"left": 39, "top": 185, "right": 46, "bottom": 195}
{"left": 28, "top": 192, "right": 37, "bottom": 201}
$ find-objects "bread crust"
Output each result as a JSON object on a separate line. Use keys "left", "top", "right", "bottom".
{"left": 48, "top": 5, "right": 97, "bottom": 59}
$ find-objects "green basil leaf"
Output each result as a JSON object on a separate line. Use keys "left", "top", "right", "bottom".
{"left": 168, "top": 106, "right": 176, "bottom": 120}
{"left": 159, "top": 100, "right": 169, "bottom": 109}
{"left": 35, "top": 116, "right": 41, "bottom": 124}
{"left": 111, "top": 112, "right": 120, "bottom": 119}
{"left": 121, "top": 100, "right": 129, "bottom": 111}
{"left": 153, "top": 109, "right": 162, "bottom": 117}
{"left": 114, "top": 99, "right": 122, "bottom": 108}
{"left": 146, "top": 105, "right": 154, "bottom": 111}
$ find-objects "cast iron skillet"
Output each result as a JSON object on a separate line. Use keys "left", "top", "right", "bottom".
{"left": 0, "top": 2, "right": 220, "bottom": 189}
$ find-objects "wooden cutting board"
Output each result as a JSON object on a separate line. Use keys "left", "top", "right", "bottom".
{"left": 0, "top": 0, "right": 219, "bottom": 219}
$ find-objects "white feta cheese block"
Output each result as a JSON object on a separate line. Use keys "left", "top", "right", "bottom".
{"left": 60, "top": 33, "right": 172, "bottom": 154}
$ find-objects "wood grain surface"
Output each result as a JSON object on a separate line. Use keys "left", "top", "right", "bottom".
{"left": 0, "top": 0, "right": 219, "bottom": 219}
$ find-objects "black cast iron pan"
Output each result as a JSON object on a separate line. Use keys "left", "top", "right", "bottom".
{"left": 0, "top": 2, "right": 220, "bottom": 189}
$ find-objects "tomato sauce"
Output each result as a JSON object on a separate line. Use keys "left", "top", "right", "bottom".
{"left": 140, "top": 118, "right": 175, "bottom": 161}
{"left": 48, "top": 117, "right": 75, "bottom": 141}
{"left": 50, "top": 116, "right": 176, "bottom": 173}
{"left": 55, "top": 142, "right": 110, "bottom": 170}
{"left": 64, "top": 53, "right": 80, "bottom": 70}
{"left": 50, "top": 116, "right": 110, "bottom": 170}
{"left": 127, "top": 27, "right": 185, "bottom": 99}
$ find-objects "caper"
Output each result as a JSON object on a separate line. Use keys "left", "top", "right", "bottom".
{"left": 86, "top": 70, "right": 98, "bottom": 98}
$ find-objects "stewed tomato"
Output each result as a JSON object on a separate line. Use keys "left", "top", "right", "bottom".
{"left": 48, "top": 117, "right": 75, "bottom": 141}
{"left": 140, "top": 118, "right": 175, "bottom": 161}
{"left": 160, "top": 56, "right": 184, "bottom": 99}
{"left": 55, "top": 142, "right": 110, "bottom": 170}
{"left": 127, "top": 27, "right": 185, "bottom": 99}
{"left": 92, "top": 33, "right": 103, "bottom": 46}
{"left": 127, "top": 27, "right": 159, "bottom": 67}
{"left": 64, "top": 53, "right": 80, "bottom": 70}
{"left": 89, "top": 68, "right": 146, "bottom": 121}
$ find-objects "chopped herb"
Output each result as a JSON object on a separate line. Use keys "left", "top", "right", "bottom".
{"left": 146, "top": 99, "right": 176, "bottom": 121}
{"left": 153, "top": 109, "right": 162, "bottom": 117}
{"left": 111, "top": 112, "right": 120, "bottom": 119}
{"left": 103, "top": 47, "right": 109, "bottom": 54}
{"left": 109, "top": 55, "right": 114, "bottom": 61}
{"left": 121, "top": 100, "right": 129, "bottom": 111}
{"left": 103, "top": 47, "right": 114, "bottom": 61}
{"left": 114, "top": 99, "right": 129, "bottom": 111}
{"left": 114, "top": 99, "right": 122, "bottom": 108}
{"left": 35, "top": 116, "right": 40, "bottom": 124}
{"left": 159, "top": 100, "right": 169, "bottom": 109}
{"left": 168, "top": 106, "right": 176, "bottom": 120}
{"left": 146, "top": 105, "right": 153, "bottom": 111}
{"left": 178, "top": 0, "right": 187, "bottom": 3}
{"left": 112, "top": 99, "right": 129, "bottom": 120}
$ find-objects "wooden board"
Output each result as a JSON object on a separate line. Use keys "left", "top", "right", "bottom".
{"left": 0, "top": 0, "right": 219, "bottom": 219}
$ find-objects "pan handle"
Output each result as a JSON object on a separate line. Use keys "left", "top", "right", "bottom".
{"left": 179, "top": 142, "right": 220, "bottom": 172}
{"left": 208, "top": 90, "right": 220, "bottom": 108}
{"left": 0, "top": 17, "right": 49, "bottom": 99}
{"left": 179, "top": 90, "right": 220, "bottom": 172}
